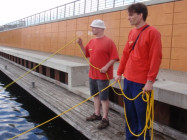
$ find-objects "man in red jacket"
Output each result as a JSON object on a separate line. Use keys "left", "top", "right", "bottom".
{"left": 115, "top": 3, "right": 162, "bottom": 140}
{"left": 77, "top": 19, "right": 119, "bottom": 129}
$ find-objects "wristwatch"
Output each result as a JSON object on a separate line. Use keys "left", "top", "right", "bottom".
{"left": 147, "top": 80, "right": 153, "bottom": 83}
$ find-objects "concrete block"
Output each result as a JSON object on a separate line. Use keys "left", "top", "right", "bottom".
{"left": 70, "top": 66, "right": 89, "bottom": 87}
{"left": 154, "top": 80, "right": 187, "bottom": 109}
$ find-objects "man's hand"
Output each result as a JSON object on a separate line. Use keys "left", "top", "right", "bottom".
{"left": 76, "top": 38, "right": 83, "bottom": 47}
{"left": 100, "top": 66, "right": 108, "bottom": 73}
{"left": 143, "top": 80, "right": 153, "bottom": 93}
{"left": 100, "top": 60, "right": 117, "bottom": 74}
{"left": 115, "top": 75, "right": 122, "bottom": 83}
{"left": 76, "top": 37, "right": 85, "bottom": 54}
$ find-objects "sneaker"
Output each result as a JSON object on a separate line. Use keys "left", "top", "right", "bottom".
{"left": 97, "top": 118, "right": 109, "bottom": 129}
{"left": 86, "top": 113, "right": 102, "bottom": 121}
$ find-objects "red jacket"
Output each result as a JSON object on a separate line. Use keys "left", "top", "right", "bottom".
{"left": 117, "top": 24, "right": 162, "bottom": 84}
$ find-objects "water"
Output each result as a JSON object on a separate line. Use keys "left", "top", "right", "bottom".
{"left": 0, "top": 71, "right": 88, "bottom": 140}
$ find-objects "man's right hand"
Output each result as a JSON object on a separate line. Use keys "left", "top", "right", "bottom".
{"left": 76, "top": 38, "right": 85, "bottom": 55}
{"left": 76, "top": 38, "right": 83, "bottom": 47}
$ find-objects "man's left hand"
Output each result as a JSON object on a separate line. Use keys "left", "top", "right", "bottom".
{"left": 143, "top": 80, "right": 153, "bottom": 93}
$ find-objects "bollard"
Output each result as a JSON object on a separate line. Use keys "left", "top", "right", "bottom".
{"left": 5, "top": 65, "right": 7, "bottom": 70}
{"left": 32, "top": 82, "right": 35, "bottom": 88}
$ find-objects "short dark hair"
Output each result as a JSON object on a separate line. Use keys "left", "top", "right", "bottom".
{"left": 127, "top": 3, "right": 148, "bottom": 21}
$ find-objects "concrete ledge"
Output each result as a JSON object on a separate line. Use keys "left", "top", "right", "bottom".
{"left": 154, "top": 80, "right": 187, "bottom": 109}
{"left": 0, "top": 46, "right": 89, "bottom": 88}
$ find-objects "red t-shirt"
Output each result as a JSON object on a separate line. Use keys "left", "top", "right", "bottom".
{"left": 117, "top": 24, "right": 162, "bottom": 84}
{"left": 85, "top": 36, "right": 119, "bottom": 80}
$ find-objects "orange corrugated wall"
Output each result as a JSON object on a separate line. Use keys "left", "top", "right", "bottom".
{"left": 0, "top": 1, "right": 187, "bottom": 71}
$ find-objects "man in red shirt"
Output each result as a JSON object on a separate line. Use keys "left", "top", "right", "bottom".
{"left": 77, "top": 19, "right": 119, "bottom": 129}
{"left": 115, "top": 3, "right": 162, "bottom": 140}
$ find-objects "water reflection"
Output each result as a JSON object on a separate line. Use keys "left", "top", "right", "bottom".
{"left": 0, "top": 86, "right": 43, "bottom": 140}
{"left": 0, "top": 71, "right": 88, "bottom": 140}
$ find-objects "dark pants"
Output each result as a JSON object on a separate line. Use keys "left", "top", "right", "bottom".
{"left": 123, "top": 79, "right": 150, "bottom": 140}
{"left": 89, "top": 78, "right": 109, "bottom": 100}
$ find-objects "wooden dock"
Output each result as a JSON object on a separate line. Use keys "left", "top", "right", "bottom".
{"left": 0, "top": 57, "right": 174, "bottom": 140}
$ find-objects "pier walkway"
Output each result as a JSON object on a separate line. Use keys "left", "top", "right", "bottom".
{"left": 0, "top": 55, "right": 176, "bottom": 139}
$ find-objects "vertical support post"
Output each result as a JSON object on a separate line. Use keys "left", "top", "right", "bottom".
{"left": 44, "top": 11, "right": 46, "bottom": 22}
{"left": 50, "top": 9, "right": 51, "bottom": 21}
{"left": 73, "top": 2, "right": 75, "bottom": 16}
{"left": 78, "top": 3, "right": 80, "bottom": 15}
{"left": 84, "top": 0, "right": 86, "bottom": 14}
{"left": 64, "top": 4, "right": 66, "bottom": 18}
{"left": 56, "top": 7, "right": 58, "bottom": 20}
{"left": 39, "top": 13, "right": 40, "bottom": 23}
{"left": 91, "top": 0, "right": 93, "bottom": 12}
{"left": 34, "top": 14, "right": 36, "bottom": 25}
{"left": 97, "top": 0, "right": 99, "bottom": 11}
{"left": 69, "top": 6, "right": 70, "bottom": 17}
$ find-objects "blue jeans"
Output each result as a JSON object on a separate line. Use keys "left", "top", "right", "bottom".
{"left": 123, "top": 79, "right": 150, "bottom": 140}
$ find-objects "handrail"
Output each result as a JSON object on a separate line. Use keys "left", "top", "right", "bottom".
{"left": 0, "top": 0, "right": 153, "bottom": 31}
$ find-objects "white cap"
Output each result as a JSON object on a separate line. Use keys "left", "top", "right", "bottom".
{"left": 90, "top": 19, "right": 106, "bottom": 29}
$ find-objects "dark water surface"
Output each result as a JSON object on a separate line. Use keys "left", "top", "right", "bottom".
{"left": 0, "top": 71, "right": 88, "bottom": 140}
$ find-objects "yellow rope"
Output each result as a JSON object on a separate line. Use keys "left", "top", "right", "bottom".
{"left": 5, "top": 36, "right": 154, "bottom": 140}
{"left": 8, "top": 81, "right": 116, "bottom": 140}
{"left": 0, "top": 37, "right": 77, "bottom": 92}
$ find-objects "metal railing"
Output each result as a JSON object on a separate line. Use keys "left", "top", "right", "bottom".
{"left": 0, "top": 0, "right": 150, "bottom": 31}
